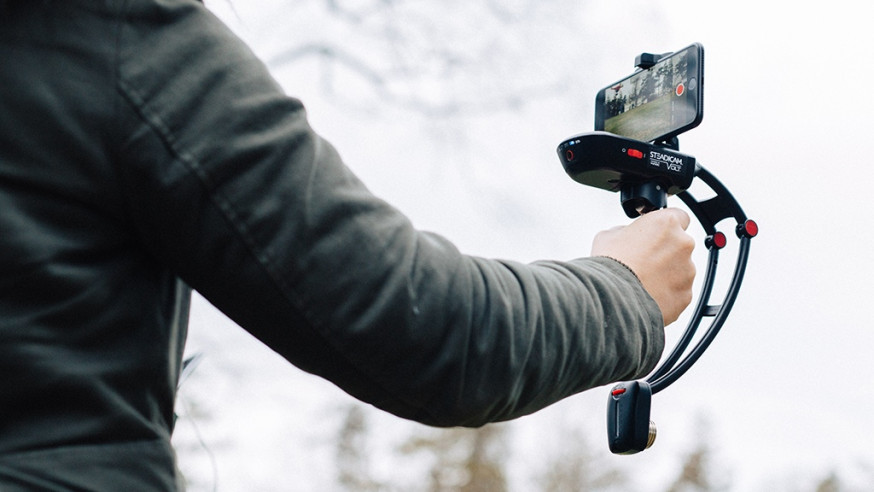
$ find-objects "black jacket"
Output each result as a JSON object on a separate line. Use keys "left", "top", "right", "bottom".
{"left": 0, "top": 0, "right": 663, "bottom": 489}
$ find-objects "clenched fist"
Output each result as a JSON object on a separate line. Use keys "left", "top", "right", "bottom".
{"left": 592, "top": 208, "right": 696, "bottom": 326}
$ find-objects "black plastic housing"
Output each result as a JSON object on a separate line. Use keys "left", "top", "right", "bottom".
{"left": 606, "top": 381, "right": 654, "bottom": 454}
{"left": 557, "top": 132, "right": 695, "bottom": 195}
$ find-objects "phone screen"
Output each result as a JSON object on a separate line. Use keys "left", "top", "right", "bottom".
{"left": 594, "top": 43, "right": 703, "bottom": 143}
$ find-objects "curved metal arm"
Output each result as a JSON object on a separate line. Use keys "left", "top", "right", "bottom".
{"left": 645, "top": 164, "right": 757, "bottom": 394}
{"left": 647, "top": 245, "right": 718, "bottom": 384}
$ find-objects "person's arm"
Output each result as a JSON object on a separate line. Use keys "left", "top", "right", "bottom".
{"left": 114, "top": 0, "right": 668, "bottom": 427}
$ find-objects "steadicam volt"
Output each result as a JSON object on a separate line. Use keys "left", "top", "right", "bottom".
{"left": 557, "top": 45, "right": 758, "bottom": 454}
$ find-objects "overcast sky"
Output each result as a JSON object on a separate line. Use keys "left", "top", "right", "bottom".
{"left": 175, "top": 1, "right": 874, "bottom": 490}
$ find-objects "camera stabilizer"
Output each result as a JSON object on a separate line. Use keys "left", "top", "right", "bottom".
{"left": 555, "top": 52, "right": 758, "bottom": 455}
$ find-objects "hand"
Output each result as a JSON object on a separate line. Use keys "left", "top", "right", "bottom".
{"left": 591, "top": 208, "right": 696, "bottom": 326}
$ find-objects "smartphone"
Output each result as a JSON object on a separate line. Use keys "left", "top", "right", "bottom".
{"left": 594, "top": 43, "right": 703, "bottom": 143}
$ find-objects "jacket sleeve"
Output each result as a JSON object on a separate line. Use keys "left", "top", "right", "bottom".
{"left": 114, "top": 0, "right": 664, "bottom": 427}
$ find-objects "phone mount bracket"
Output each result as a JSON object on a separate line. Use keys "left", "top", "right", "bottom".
{"left": 556, "top": 131, "right": 757, "bottom": 454}
{"left": 634, "top": 51, "right": 671, "bottom": 70}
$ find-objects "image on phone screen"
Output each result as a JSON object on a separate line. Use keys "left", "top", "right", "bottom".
{"left": 595, "top": 44, "right": 703, "bottom": 143}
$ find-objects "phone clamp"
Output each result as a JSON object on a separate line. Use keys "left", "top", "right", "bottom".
{"left": 556, "top": 131, "right": 758, "bottom": 454}
{"left": 634, "top": 52, "right": 670, "bottom": 70}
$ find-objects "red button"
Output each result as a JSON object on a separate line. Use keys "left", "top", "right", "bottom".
{"left": 612, "top": 387, "right": 627, "bottom": 396}
{"left": 706, "top": 231, "right": 727, "bottom": 250}
{"left": 736, "top": 219, "right": 759, "bottom": 238}
{"left": 627, "top": 148, "right": 644, "bottom": 159}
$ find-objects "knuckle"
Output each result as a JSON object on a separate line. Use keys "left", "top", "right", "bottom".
{"left": 661, "top": 207, "right": 689, "bottom": 227}
{"left": 684, "top": 232, "right": 696, "bottom": 247}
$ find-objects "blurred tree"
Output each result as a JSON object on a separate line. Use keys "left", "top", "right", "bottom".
{"left": 813, "top": 471, "right": 840, "bottom": 492}
{"left": 665, "top": 445, "right": 711, "bottom": 492}
{"left": 229, "top": 0, "right": 620, "bottom": 117}
{"left": 664, "top": 415, "right": 728, "bottom": 492}
{"left": 336, "top": 404, "right": 384, "bottom": 491}
{"left": 537, "top": 426, "right": 627, "bottom": 491}
{"left": 400, "top": 425, "right": 509, "bottom": 492}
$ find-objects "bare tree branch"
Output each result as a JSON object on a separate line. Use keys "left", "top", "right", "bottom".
{"left": 261, "top": 0, "right": 584, "bottom": 117}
